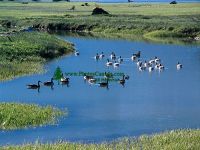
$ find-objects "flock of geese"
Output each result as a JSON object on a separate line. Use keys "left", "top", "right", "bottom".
{"left": 90, "top": 50, "right": 183, "bottom": 72}
{"left": 26, "top": 74, "right": 69, "bottom": 91}
{"left": 26, "top": 71, "right": 125, "bottom": 91}
{"left": 27, "top": 50, "right": 183, "bottom": 91}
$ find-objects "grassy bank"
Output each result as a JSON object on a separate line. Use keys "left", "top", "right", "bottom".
{"left": 2, "top": 129, "right": 200, "bottom": 149}
{"left": 0, "top": 103, "right": 65, "bottom": 130}
{"left": 0, "top": 32, "right": 74, "bottom": 81}
{"left": 0, "top": 2, "right": 200, "bottom": 41}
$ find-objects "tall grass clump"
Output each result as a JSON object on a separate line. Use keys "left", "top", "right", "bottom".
{"left": 0, "top": 32, "right": 74, "bottom": 61}
{"left": 0, "top": 103, "right": 65, "bottom": 130}
{"left": 0, "top": 32, "right": 74, "bottom": 81}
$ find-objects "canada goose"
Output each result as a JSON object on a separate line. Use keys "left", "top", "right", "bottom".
{"left": 44, "top": 78, "right": 54, "bottom": 86}
{"left": 110, "top": 52, "right": 116, "bottom": 60}
{"left": 118, "top": 56, "right": 123, "bottom": 63}
{"left": 139, "top": 66, "right": 145, "bottom": 71}
{"left": 154, "top": 56, "right": 160, "bottom": 63}
{"left": 159, "top": 64, "right": 165, "bottom": 71}
{"left": 136, "top": 60, "right": 142, "bottom": 67}
{"left": 131, "top": 54, "right": 137, "bottom": 61}
{"left": 119, "top": 75, "right": 125, "bottom": 84}
{"left": 27, "top": 81, "right": 42, "bottom": 89}
{"left": 60, "top": 75, "right": 69, "bottom": 86}
{"left": 94, "top": 53, "right": 99, "bottom": 60}
{"left": 98, "top": 79, "right": 108, "bottom": 87}
{"left": 60, "top": 77, "right": 69, "bottom": 83}
{"left": 60, "top": 73, "right": 69, "bottom": 83}
{"left": 113, "top": 61, "right": 120, "bottom": 67}
{"left": 88, "top": 78, "right": 96, "bottom": 84}
{"left": 144, "top": 60, "right": 149, "bottom": 68}
{"left": 155, "top": 63, "right": 160, "bottom": 70}
{"left": 148, "top": 66, "right": 154, "bottom": 72}
{"left": 99, "top": 52, "right": 105, "bottom": 59}
{"left": 83, "top": 74, "right": 93, "bottom": 80}
{"left": 75, "top": 51, "right": 79, "bottom": 56}
{"left": 106, "top": 59, "right": 113, "bottom": 66}
{"left": 135, "top": 51, "right": 141, "bottom": 58}
{"left": 177, "top": 62, "right": 183, "bottom": 69}
{"left": 149, "top": 59, "right": 155, "bottom": 65}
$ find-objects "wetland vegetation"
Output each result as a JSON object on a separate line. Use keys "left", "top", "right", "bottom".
{"left": 2, "top": 129, "right": 200, "bottom": 150}
{"left": 0, "top": 1, "right": 200, "bottom": 149}
{"left": 0, "top": 2, "right": 200, "bottom": 41}
{"left": 0, "top": 2, "right": 199, "bottom": 79}
{"left": 0, "top": 32, "right": 74, "bottom": 81}
{"left": 0, "top": 103, "right": 65, "bottom": 130}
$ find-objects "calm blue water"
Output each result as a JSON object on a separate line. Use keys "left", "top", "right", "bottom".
{"left": 0, "top": 35, "right": 200, "bottom": 146}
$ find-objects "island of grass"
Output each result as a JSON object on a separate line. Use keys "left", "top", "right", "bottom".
{"left": 0, "top": 103, "right": 65, "bottom": 130}
{"left": 0, "top": 32, "right": 74, "bottom": 81}
{"left": 2, "top": 129, "right": 200, "bottom": 149}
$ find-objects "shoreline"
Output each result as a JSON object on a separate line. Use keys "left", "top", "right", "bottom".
{"left": 1, "top": 129, "right": 200, "bottom": 149}
{"left": 0, "top": 31, "right": 75, "bottom": 81}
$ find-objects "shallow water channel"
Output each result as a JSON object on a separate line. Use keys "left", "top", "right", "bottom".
{"left": 0, "top": 34, "right": 200, "bottom": 145}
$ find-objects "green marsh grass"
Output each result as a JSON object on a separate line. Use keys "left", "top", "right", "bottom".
{"left": 2, "top": 129, "right": 200, "bottom": 150}
{"left": 0, "top": 32, "right": 74, "bottom": 81}
{"left": 0, "top": 2, "right": 199, "bottom": 17}
{"left": 0, "top": 103, "right": 65, "bottom": 130}
{"left": 0, "top": 2, "right": 200, "bottom": 40}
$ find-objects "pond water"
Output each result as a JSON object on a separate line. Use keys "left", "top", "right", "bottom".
{"left": 0, "top": 34, "right": 200, "bottom": 146}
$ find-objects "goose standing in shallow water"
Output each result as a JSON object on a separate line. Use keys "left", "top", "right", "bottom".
{"left": 177, "top": 62, "right": 183, "bottom": 70}
{"left": 27, "top": 81, "right": 42, "bottom": 89}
